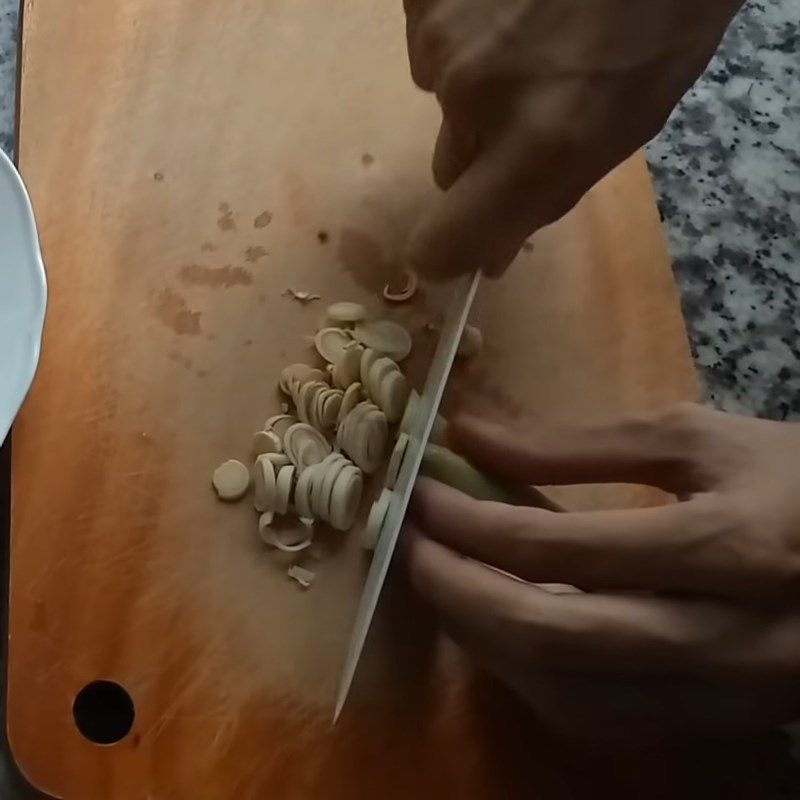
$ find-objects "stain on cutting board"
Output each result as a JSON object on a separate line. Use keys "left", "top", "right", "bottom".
{"left": 244, "top": 246, "right": 268, "bottom": 263}
{"left": 179, "top": 264, "right": 253, "bottom": 289}
{"left": 254, "top": 210, "right": 272, "bottom": 229}
{"left": 153, "top": 288, "right": 202, "bottom": 335}
{"left": 217, "top": 202, "right": 237, "bottom": 232}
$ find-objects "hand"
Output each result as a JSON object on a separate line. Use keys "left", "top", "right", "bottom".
{"left": 403, "top": 0, "right": 743, "bottom": 278}
{"left": 406, "top": 404, "right": 800, "bottom": 738}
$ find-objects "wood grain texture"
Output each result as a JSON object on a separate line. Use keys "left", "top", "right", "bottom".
{"left": 10, "top": 0, "right": 776, "bottom": 797}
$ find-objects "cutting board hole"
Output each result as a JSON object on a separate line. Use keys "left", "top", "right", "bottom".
{"left": 73, "top": 681, "right": 135, "bottom": 745}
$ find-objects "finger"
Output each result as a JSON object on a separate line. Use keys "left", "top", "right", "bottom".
{"left": 407, "top": 528, "right": 561, "bottom": 666}
{"left": 408, "top": 531, "right": 800, "bottom": 677}
{"left": 448, "top": 407, "right": 709, "bottom": 495}
{"left": 412, "top": 478, "right": 752, "bottom": 598}
{"left": 431, "top": 118, "right": 477, "bottom": 190}
{"left": 405, "top": 128, "right": 549, "bottom": 279}
{"left": 405, "top": 3, "right": 449, "bottom": 91}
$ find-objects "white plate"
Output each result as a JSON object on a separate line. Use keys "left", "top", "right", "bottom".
{"left": 0, "top": 148, "right": 47, "bottom": 446}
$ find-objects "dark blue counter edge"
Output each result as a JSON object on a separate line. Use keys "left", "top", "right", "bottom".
{"left": 1, "top": 0, "right": 54, "bottom": 793}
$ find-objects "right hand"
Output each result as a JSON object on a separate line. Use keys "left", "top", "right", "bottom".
{"left": 403, "top": 0, "right": 743, "bottom": 278}
{"left": 406, "top": 405, "right": 800, "bottom": 738}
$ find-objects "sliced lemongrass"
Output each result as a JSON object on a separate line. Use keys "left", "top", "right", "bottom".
{"left": 457, "top": 324, "right": 483, "bottom": 359}
{"left": 252, "top": 429, "right": 282, "bottom": 457}
{"left": 332, "top": 344, "right": 363, "bottom": 389}
{"left": 279, "top": 364, "right": 328, "bottom": 394}
{"left": 362, "top": 488, "right": 392, "bottom": 550}
{"left": 294, "top": 464, "right": 317, "bottom": 518}
{"left": 265, "top": 414, "right": 297, "bottom": 440}
{"left": 337, "top": 382, "right": 364, "bottom": 426}
{"left": 357, "top": 407, "right": 388, "bottom": 474}
{"left": 257, "top": 511, "right": 275, "bottom": 540}
{"left": 211, "top": 459, "right": 250, "bottom": 501}
{"left": 338, "top": 401, "right": 373, "bottom": 461}
{"left": 274, "top": 465, "right": 295, "bottom": 515}
{"left": 324, "top": 301, "right": 366, "bottom": 327}
{"left": 298, "top": 381, "right": 326, "bottom": 427}
{"left": 380, "top": 369, "right": 410, "bottom": 423}
{"left": 364, "top": 421, "right": 389, "bottom": 474}
{"left": 261, "top": 525, "right": 314, "bottom": 553}
{"left": 287, "top": 564, "right": 316, "bottom": 589}
{"left": 311, "top": 454, "right": 341, "bottom": 518}
{"left": 367, "top": 356, "right": 398, "bottom": 401}
{"left": 253, "top": 455, "right": 277, "bottom": 513}
{"left": 385, "top": 433, "right": 410, "bottom": 490}
{"left": 319, "top": 455, "right": 352, "bottom": 522}
{"left": 359, "top": 347, "right": 380, "bottom": 388}
{"left": 261, "top": 452, "right": 291, "bottom": 469}
{"left": 354, "top": 320, "right": 412, "bottom": 361}
{"left": 284, "top": 423, "right": 331, "bottom": 471}
{"left": 383, "top": 270, "right": 418, "bottom": 303}
{"left": 314, "top": 327, "right": 353, "bottom": 364}
{"left": 308, "top": 384, "right": 326, "bottom": 429}
{"left": 329, "top": 466, "right": 363, "bottom": 531}
{"left": 321, "top": 390, "right": 343, "bottom": 428}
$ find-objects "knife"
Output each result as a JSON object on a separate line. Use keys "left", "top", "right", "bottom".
{"left": 333, "top": 271, "right": 481, "bottom": 722}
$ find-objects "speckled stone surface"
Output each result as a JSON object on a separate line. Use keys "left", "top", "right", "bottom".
{"left": 0, "top": 0, "right": 15, "bottom": 158}
{"left": 646, "top": 0, "right": 800, "bottom": 421}
{"left": 0, "top": 0, "right": 797, "bottom": 418}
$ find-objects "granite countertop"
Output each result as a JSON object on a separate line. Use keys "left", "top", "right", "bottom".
{"left": 0, "top": 0, "right": 797, "bottom": 419}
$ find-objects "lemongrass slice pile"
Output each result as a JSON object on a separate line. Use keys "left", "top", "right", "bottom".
{"left": 284, "top": 423, "right": 332, "bottom": 472}
{"left": 279, "top": 363, "right": 329, "bottom": 395}
{"left": 332, "top": 344, "right": 364, "bottom": 388}
{"left": 364, "top": 355, "right": 409, "bottom": 423}
{"left": 291, "top": 379, "right": 343, "bottom": 432}
{"left": 362, "top": 488, "right": 393, "bottom": 551}
{"left": 337, "top": 402, "right": 388, "bottom": 474}
{"left": 265, "top": 414, "right": 297, "bottom": 439}
{"left": 212, "top": 460, "right": 250, "bottom": 501}
{"left": 353, "top": 320, "right": 412, "bottom": 362}
{"left": 253, "top": 454, "right": 277, "bottom": 513}
{"left": 252, "top": 429, "right": 282, "bottom": 457}
{"left": 323, "top": 301, "right": 366, "bottom": 327}
{"left": 337, "top": 382, "right": 365, "bottom": 426}
{"left": 296, "top": 453, "right": 363, "bottom": 531}
{"left": 314, "top": 327, "right": 354, "bottom": 364}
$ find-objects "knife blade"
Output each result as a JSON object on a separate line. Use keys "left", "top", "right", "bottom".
{"left": 333, "top": 271, "right": 481, "bottom": 723}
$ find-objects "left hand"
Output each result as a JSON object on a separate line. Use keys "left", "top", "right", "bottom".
{"left": 405, "top": 404, "right": 800, "bottom": 739}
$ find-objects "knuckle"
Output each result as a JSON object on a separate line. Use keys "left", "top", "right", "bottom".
{"left": 694, "top": 497, "right": 800, "bottom": 597}
{"left": 654, "top": 402, "right": 706, "bottom": 436}
{"left": 646, "top": 402, "right": 710, "bottom": 462}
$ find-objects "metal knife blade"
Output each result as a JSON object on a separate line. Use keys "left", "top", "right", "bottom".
{"left": 333, "top": 271, "right": 481, "bottom": 723}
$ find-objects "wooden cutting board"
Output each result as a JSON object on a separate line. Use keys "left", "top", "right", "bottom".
{"left": 7, "top": 0, "right": 763, "bottom": 797}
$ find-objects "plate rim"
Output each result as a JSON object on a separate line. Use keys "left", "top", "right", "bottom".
{"left": 0, "top": 147, "right": 48, "bottom": 445}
